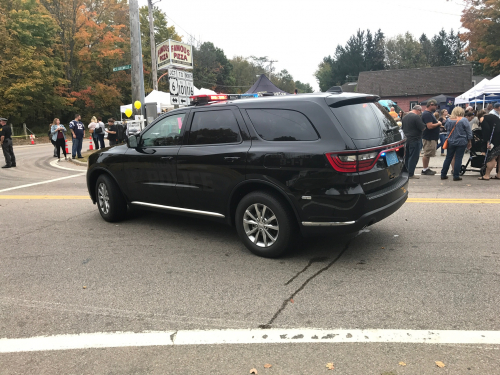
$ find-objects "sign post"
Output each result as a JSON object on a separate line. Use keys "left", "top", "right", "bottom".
{"left": 113, "top": 64, "right": 132, "bottom": 72}
{"left": 168, "top": 69, "right": 194, "bottom": 106}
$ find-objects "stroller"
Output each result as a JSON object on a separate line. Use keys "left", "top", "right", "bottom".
{"left": 459, "top": 128, "right": 486, "bottom": 176}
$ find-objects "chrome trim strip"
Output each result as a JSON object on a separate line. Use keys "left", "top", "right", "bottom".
{"left": 131, "top": 201, "right": 225, "bottom": 218}
{"left": 302, "top": 221, "right": 356, "bottom": 227}
{"left": 363, "top": 178, "right": 382, "bottom": 186}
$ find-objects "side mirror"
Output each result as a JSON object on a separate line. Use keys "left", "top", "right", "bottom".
{"left": 128, "top": 135, "right": 138, "bottom": 148}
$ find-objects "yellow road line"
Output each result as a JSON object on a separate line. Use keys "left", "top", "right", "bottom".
{"left": 0, "top": 195, "right": 90, "bottom": 200}
{"left": 407, "top": 198, "right": 500, "bottom": 204}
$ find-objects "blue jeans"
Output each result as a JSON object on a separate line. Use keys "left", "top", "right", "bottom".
{"left": 441, "top": 144, "right": 466, "bottom": 179}
{"left": 97, "top": 133, "right": 105, "bottom": 149}
{"left": 404, "top": 140, "right": 422, "bottom": 177}
{"left": 436, "top": 134, "right": 447, "bottom": 154}
{"left": 72, "top": 137, "right": 83, "bottom": 158}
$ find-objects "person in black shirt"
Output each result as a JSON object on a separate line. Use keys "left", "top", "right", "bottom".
{"left": 402, "top": 105, "right": 426, "bottom": 178}
{"left": 0, "top": 117, "right": 16, "bottom": 168}
{"left": 421, "top": 99, "right": 442, "bottom": 175}
{"left": 478, "top": 113, "right": 500, "bottom": 180}
{"left": 106, "top": 118, "right": 118, "bottom": 146}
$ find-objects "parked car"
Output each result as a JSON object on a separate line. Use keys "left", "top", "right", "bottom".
{"left": 87, "top": 92, "right": 408, "bottom": 258}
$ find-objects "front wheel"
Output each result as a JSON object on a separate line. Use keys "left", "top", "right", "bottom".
{"left": 235, "top": 191, "right": 297, "bottom": 258}
{"left": 95, "top": 174, "right": 127, "bottom": 222}
{"left": 459, "top": 165, "right": 467, "bottom": 176}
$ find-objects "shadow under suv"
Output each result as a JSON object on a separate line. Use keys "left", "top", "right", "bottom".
{"left": 87, "top": 92, "right": 408, "bottom": 257}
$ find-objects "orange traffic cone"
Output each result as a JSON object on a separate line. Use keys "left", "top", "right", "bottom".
{"left": 89, "top": 136, "right": 94, "bottom": 151}
{"left": 65, "top": 139, "right": 69, "bottom": 154}
{"left": 30, "top": 135, "right": 35, "bottom": 145}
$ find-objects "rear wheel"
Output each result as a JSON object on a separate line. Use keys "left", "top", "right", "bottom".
{"left": 460, "top": 165, "right": 467, "bottom": 176}
{"left": 96, "top": 174, "right": 127, "bottom": 222}
{"left": 235, "top": 191, "right": 297, "bottom": 258}
{"left": 480, "top": 165, "right": 486, "bottom": 177}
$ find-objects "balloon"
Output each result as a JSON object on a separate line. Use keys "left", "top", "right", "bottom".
{"left": 134, "top": 101, "right": 142, "bottom": 110}
{"left": 125, "top": 108, "right": 133, "bottom": 118}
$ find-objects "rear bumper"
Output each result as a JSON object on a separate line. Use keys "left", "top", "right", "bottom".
{"left": 300, "top": 178, "right": 408, "bottom": 236}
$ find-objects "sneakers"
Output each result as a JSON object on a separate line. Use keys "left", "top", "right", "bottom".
{"left": 409, "top": 175, "right": 420, "bottom": 179}
{"left": 1, "top": 165, "right": 11, "bottom": 168}
{"left": 421, "top": 169, "right": 437, "bottom": 175}
{"left": 441, "top": 176, "right": 448, "bottom": 180}
{"left": 453, "top": 177, "right": 462, "bottom": 181}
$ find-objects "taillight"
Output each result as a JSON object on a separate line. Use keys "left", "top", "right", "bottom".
{"left": 326, "top": 151, "right": 381, "bottom": 173}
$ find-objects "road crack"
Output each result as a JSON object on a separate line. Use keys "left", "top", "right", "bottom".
{"left": 284, "top": 257, "right": 329, "bottom": 285}
{"left": 259, "top": 239, "right": 353, "bottom": 329}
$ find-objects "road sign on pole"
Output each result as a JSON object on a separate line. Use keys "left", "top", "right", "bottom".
{"left": 113, "top": 64, "right": 132, "bottom": 72}
{"left": 168, "top": 68, "right": 194, "bottom": 106}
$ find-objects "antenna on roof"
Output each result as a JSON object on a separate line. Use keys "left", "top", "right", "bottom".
{"left": 327, "top": 86, "right": 343, "bottom": 93}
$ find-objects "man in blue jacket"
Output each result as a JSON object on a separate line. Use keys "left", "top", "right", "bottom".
{"left": 69, "top": 114, "right": 85, "bottom": 159}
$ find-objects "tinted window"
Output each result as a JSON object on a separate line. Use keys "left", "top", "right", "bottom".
{"left": 141, "top": 113, "right": 186, "bottom": 147}
{"left": 330, "top": 103, "right": 384, "bottom": 139}
{"left": 246, "top": 109, "right": 318, "bottom": 141}
{"left": 372, "top": 102, "right": 399, "bottom": 131}
{"left": 188, "top": 110, "right": 241, "bottom": 145}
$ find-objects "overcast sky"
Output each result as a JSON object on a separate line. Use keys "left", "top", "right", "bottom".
{"left": 138, "top": 0, "right": 466, "bottom": 91}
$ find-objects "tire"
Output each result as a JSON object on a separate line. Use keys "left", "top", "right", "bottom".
{"left": 480, "top": 165, "right": 486, "bottom": 177}
{"left": 95, "top": 174, "right": 127, "bottom": 222}
{"left": 460, "top": 165, "right": 467, "bottom": 176}
{"left": 235, "top": 191, "right": 298, "bottom": 258}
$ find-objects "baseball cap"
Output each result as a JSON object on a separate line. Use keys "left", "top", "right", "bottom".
{"left": 0, "top": 117, "right": 7, "bottom": 121}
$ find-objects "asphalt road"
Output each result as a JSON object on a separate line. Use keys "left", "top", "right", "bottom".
{"left": 1, "top": 143, "right": 499, "bottom": 374}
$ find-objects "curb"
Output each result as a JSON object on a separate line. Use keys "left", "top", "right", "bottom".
{"left": 68, "top": 158, "right": 87, "bottom": 167}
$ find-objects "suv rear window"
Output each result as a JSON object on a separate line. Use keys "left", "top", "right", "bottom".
{"left": 246, "top": 109, "right": 318, "bottom": 141}
{"left": 330, "top": 103, "right": 396, "bottom": 140}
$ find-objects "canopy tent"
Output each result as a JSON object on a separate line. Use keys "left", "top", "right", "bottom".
{"left": 455, "top": 78, "right": 490, "bottom": 104}
{"left": 480, "top": 74, "right": 500, "bottom": 95}
{"left": 419, "top": 95, "right": 455, "bottom": 112}
{"left": 245, "top": 74, "right": 288, "bottom": 95}
{"left": 120, "top": 87, "right": 217, "bottom": 115}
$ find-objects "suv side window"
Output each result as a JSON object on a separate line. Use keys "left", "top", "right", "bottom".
{"left": 141, "top": 112, "right": 186, "bottom": 147}
{"left": 245, "top": 109, "right": 319, "bottom": 141}
{"left": 188, "top": 110, "right": 241, "bottom": 145}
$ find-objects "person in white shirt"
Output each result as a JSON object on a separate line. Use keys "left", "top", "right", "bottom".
{"left": 489, "top": 103, "right": 500, "bottom": 117}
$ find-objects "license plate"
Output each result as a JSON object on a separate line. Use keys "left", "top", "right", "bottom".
{"left": 385, "top": 151, "right": 399, "bottom": 166}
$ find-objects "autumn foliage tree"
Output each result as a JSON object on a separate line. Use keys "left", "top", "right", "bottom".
{"left": 461, "top": 0, "right": 500, "bottom": 75}
{"left": 0, "top": 0, "right": 70, "bottom": 128}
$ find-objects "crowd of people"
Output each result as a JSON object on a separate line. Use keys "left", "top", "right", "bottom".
{"left": 402, "top": 99, "right": 500, "bottom": 181}
{"left": 47, "top": 115, "right": 120, "bottom": 160}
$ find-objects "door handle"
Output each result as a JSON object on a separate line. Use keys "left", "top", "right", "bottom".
{"left": 224, "top": 156, "right": 240, "bottom": 161}
{"left": 161, "top": 156, "right": 174, "bottom": 160}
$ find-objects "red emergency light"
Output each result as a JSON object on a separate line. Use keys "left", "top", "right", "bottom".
{"left": 189, "top": 94, "right": 228, "bottom": 105}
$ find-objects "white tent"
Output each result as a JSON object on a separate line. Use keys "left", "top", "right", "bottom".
{"left": 120, "top": 90, "right": 173, "bottom": 114}
{"left": 480, "top": 74, "right": 500, "bottom": 95}
{"left": 455, "top": 78, "right": 489, "bottom": 104}
{"left": 120, "top": 87, "right": 218, "bottom": 115}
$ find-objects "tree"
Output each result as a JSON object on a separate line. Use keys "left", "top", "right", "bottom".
{"left": 0, "top": 0, "right": 71, "bottom": 127}
{"left": 461, "top": 0, "right": 500, "bottom": 75}
{"left": 270, "top": 69, "right": 295, "bottom": 93}
{"left": 419, "top": 33, "right": 433, "bottom": 65}
{"left": 192, "top": 42, "right": 234, "bottom": 93}
{"left": 314, "top": 56, "right": 335, "bottom": 91}
{"left": 294, "top": 81, "right": 314, "bottom": 93}
{"left": 40, "top": 0, "right": 131, "bottom": 122}
{"left": 230, "top": 56, "right": 266, "bottom": 93}
{"left": 139, "top": 5, "right": 181, "bottom": 93}
{"left": 385, "top": 32, "right": 427, "bottom": 69}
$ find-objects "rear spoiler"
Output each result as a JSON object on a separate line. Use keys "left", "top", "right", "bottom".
{"left": 326, "top": 95, "right": 380, "bottom": 108}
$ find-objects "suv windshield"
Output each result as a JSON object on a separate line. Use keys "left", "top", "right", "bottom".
{"left": 330, "top": 103, "right": 398, "bottom": 140}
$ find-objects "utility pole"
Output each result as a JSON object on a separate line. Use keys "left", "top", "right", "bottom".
{"left": 267, "top": 60, "right": 278, "bottom": 80}
{"left": 129, "top": 0, "right": 146, "bottom": 116}
{"left": 148, "top": 0, "right": 158, "bottom": 91}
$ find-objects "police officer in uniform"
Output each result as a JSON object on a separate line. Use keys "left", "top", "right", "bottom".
{"left": 0, "top": 117, "right": 16, "bottom": 168}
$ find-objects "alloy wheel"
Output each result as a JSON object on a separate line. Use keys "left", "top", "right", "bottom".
{"left": 98, "top": 182, "right": 110, "bottom": 215}
{"left": 243, "top": 203, "right": 279, "bottom": 248}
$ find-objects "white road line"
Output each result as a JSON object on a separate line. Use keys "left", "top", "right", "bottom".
{"left": 49, "top": 159, "right": 86, "bottom": 172}
{"left": 0, "top": 173, "right": 85, "bottom": 193}
{"left": 1, "top": 328, "right": 500, "bottom": 353}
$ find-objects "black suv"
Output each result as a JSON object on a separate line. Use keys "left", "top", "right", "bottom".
{"left": 87, "top": 92, "right": 408, "bottom": 257}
